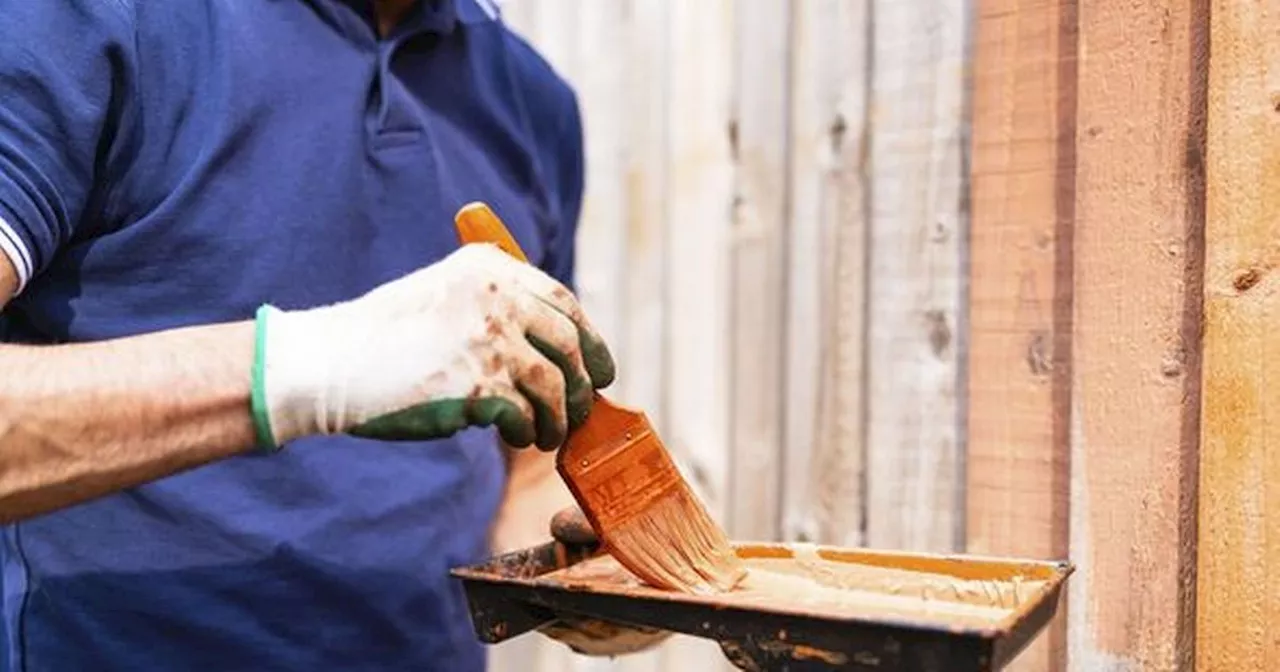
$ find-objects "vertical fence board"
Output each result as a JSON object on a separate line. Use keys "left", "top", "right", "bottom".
{"left": 609, "top": 0, "right": 678, "bottom": 669}
{"left": 570, "top": 0, "right": 628, "bottom": 353}
{"left": 660, "top": 1, "right": 741, "bottom": 669}
{"left": 1069, "top": 1, "right": 1205, "bottom": 669}
{"left": 1196, "top": 1, "right": 1279, "bottom": 669}
{"left": 727, "top": 0, "right": 791, "bottom": 542}
{"left": 966, "top": 1, "right": 1076, "bottom": 670}
{"left": 617, "top": 0, "right": 671, "bottom": 443}
{"left": 783, "top": 0, "right": 871, "bottom": 548}
{"left": 864, "top": 0, "right": 971, "bottom": 553}
{"left": 663, "top": 0, "right": 736, "bottom": 524}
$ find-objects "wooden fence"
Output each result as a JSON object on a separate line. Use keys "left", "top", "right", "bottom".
{"left": 487, "top": 1, "right": 1277, "bottom": 671}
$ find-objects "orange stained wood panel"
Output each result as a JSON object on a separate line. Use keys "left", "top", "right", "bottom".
{"left": 966, "top": 0, "right": 1077, "bottom": 670}
{"left": 1196, "top": 1, "right": 1280, "bottom": 670}
{"left": 1070, "top": 0, "right": 1206, "bottom": 669}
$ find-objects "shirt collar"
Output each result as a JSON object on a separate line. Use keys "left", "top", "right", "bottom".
{"left": 322, "top": 0, "right": 497, "bottom": 38}
{"left": 397, "top": 0, "right": 499, "bottom": 35}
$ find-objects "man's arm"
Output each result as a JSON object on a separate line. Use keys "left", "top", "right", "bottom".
{"left": 0, "top": 255, "right": 258, "bottom": 524}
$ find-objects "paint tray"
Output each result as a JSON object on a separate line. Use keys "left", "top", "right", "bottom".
{"left": 451, "top": 541, "right": 1073, "bottom": 671}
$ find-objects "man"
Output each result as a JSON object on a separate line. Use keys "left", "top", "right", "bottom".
{"left": 0, "top": 0, "right": 664, "bottom": 668}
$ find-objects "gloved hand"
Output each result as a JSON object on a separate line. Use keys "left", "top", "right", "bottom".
{"left": 250, "top": 243, "right": 616, "bottom": 451}
{"left": 537, "top": 506, "right": 674, "bottom": 657}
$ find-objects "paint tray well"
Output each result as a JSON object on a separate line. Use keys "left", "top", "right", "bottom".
{"left": 451, "top": 541, "right": 1073, "bottom": 671}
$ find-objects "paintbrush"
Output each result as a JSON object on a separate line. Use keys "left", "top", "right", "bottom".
{"left": 454, "top": 201, "right": 747, "bottom": 594}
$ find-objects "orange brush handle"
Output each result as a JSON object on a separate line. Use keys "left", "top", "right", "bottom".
{"left": 452, "top": 200, "right": 611, "bottom": 515}
{"left": 454, "top": 202, "right": 531, "bottom": 263}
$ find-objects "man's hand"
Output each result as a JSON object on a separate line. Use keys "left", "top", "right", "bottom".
{"left": 254, "top": 243, "right": 616, "bottom": 450}
{"left": 537, "top": 506, "right": 674, "bottom": 657}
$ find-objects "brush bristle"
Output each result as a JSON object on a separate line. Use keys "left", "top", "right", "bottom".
{"left": 602, "top": 487, "right": 747, "bottom": 594}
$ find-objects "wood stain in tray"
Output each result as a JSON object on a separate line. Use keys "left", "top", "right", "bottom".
{"left": 452, "top": 542, "right": 1074, "bottom": 671}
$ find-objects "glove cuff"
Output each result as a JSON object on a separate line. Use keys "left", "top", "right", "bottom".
{"left": 250, "top": 304, "right": 284, "bottom": 452}
{"left": 251, "top": 303, "right": 334, "bottom": 451}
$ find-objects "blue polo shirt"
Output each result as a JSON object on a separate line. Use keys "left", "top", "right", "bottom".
{"left": 0, "top": 0, "right": 584, "bottom": 669}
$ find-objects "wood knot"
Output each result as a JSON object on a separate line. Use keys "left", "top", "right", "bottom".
{"left": 1233, "top": 267, "right": 1262, "bottom": 292}
{"left": 924, "top": 310, "right": 952, "bottom": 358}
{"left": 1026, "top": 331, "right": 1053, "bottom": 377}
{"left": 828, "top": 114, "right": 847, "bottom": 151}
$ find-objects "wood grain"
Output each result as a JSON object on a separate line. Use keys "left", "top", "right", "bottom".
{"left": 966, "top": 1, "right": 1076, "bottom": 670}
{"left": 864, "top": 0, "right": 970, "bottom": 553}
{"left": 1070, "top": 0, "right": 1206, "bottom": 668}
{"left": 609, "top": 0, "right": 678, "bottom": 667}
{"left": 661, "top": 2, "right": 742, "bottom": 668}
{"left": 782, "top": 0, "right": 870, "bottom": 549}
{"left": 726, "top": 0, "right": 790, "bottom": 543}
{"left": 663, "top": 0, "right": 735, "bottom": 524}
{"left": 569, "top": 0, "right": 628, "bottom": 352}
{"left": 1196, "top": 1, "right": 1280, "bottom": 669}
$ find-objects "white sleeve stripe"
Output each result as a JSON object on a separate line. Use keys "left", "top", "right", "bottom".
{"left": 0, "top": 213, "right": 33, "bottom": 294}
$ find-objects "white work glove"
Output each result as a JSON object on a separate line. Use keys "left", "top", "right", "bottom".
{"left": 249, "top": 242, "right": 616, "bottom": 451}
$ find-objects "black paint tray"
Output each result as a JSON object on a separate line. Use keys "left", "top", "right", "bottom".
{"left": 450, "top": 541, "right": 1073, "bottom": 671}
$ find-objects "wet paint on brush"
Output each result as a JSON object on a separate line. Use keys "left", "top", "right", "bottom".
{"left": 556, "top": 394, "right": 747, "bottom": 594}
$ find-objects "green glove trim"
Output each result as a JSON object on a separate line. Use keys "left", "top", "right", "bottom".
{"left": 526, "top": 333, "right": 593, "bottom": 433}
{"left": 250, "top": 304, "right": 281, "bottom": 452}
{"left": 350, "top": 397, "right": 538, "bottom": 448}
{"left": 579, "top": 333, "right": 617, "bottom": 391}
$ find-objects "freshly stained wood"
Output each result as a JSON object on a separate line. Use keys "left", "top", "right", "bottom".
{"left": 1196, "top": 2, "right": 1280, "bottom": 669}
{"left": 782, "top": 0, "right": 870, "bottom": 548}
{"left": 1070, "top": 1, "right": 1205, "bottom": 668}
{"left": 966, "top": 1, "right": 1076, "bottom": 670}
{"left": 726, "top": 0, "right": 789, "bottom": 543}
{"left": 864, "top": 0, "right": 970, "bottom": 553}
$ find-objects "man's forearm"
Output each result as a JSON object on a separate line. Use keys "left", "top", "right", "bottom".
{"left": 0, "top": 320, "right": 258, "bottom": 523}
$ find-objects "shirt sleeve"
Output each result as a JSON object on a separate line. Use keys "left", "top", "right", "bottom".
{"left": 0, "top": 0, "right": 136, "bottom": 295}
{"left": 538, "top": 90, "right": 585, "bottom": 293}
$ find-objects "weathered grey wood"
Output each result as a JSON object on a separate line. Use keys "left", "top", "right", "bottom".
{"left": 726, "top": 0, "right": 791, "bottom": 543}
{"left": 662, "top": 0, "right": 736, "bottom": 524}
{"left": 657, "top": 1, "right": 742, "bottom": 669}
{"left": 492, "top": 1, "right": 978, "bottom": 670}
{"left": 602, "top": 3, "right": 676, "bottom": 671}
{"left": 863, "top": 0, "right": 971, "bottom": 553}
{"left": 568, "top": 0, "right": 628, "bottom": 356}
{"left": 782, "top": 0, "right": 871, "bottom": 549}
